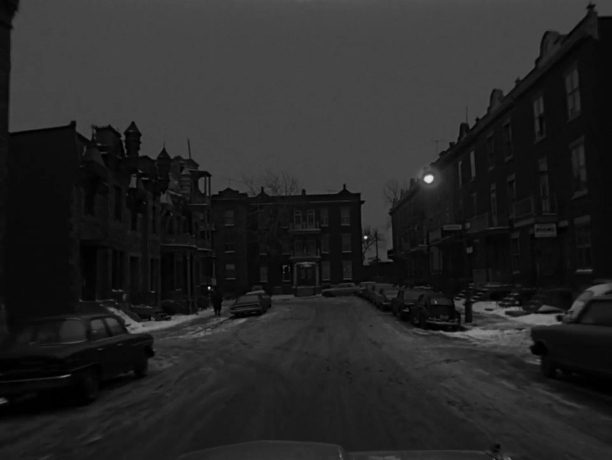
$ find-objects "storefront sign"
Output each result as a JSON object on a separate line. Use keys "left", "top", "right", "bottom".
{"left": 442, "top": 224, "right": 463, "bottom": 231}
{"left": 534, "top": 223, "right": 557, "bottom": 238}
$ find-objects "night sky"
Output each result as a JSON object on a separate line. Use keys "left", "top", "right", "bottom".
{"left": 10, "top": 0, "right": 609, "bottom": 258}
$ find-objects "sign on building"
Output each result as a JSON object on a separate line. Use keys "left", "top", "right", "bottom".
{"left": 534, "top": 223, "right": 557, "bottom": 238}
{"left": 442, "top": 224, "right": 463, "bottom": 231}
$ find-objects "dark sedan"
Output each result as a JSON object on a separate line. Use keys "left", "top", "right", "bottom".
{"left": 409, "top": 293, "right": 461, "bottom": 331}
{"left": 230, "top": 293, "right": 271, "bottom": 317}
{"left": 0, "top": 313, "right": 155, "bottom": 405}
{"left": 530, "top": 295, "right": 612, "bottom": 379}
{"left": 391, "top": 289, "right": 431, "bottom": 320}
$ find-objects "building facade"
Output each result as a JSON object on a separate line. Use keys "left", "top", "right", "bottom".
{"left": 6, "top": 121, "right": 214, "bottom": 324}
{"left": 390, "top": 6, "right": 612, "bottom": 293}
{"left": 0, "top": 1, "right": 19, "bottom": 331}
{"left": 212, "top": 185, "right": 364, "bottom": 296}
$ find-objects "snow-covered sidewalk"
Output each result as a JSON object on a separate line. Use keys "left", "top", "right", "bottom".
{"left": 441, "top": 300, "right": 560, "bottom": 357}
{"left": 109, "top": 307, "right": 217, "bottom": 333}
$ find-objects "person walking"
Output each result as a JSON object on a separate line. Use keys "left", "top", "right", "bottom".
{"left": 211, "top": 286, "right": 223, "bottom": 317}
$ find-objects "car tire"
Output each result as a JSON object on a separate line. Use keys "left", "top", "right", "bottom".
{"left": 75, "top": 369, "right": 100, "bottom": 405}
{"left": 133, "top": 355, "right": 149, "bottom": 379}
{"left": 540, "top": 354, "right": 557, "bottom": 379}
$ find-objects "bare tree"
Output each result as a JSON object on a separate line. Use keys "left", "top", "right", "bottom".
{"left": 240, "top": 170, "right": 303, "bottom": 257}
{"left": 382, "top": 178, "right": 410, "bottom": 208}
{"left": 362, "top": 225, "right": 386, "bottom": 263}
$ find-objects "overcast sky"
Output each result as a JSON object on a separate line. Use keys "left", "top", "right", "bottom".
{"left": 10, "top": 0, "right": 610, "bottom": 258}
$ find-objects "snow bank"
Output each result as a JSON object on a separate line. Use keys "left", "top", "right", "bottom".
{"left": 108, "top": 306, "right": 204, "bottom": 333}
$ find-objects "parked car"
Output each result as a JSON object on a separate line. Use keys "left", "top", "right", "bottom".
{"left": 246, "top": 289, "right": 272, "bottom": 307}
{"left": 357, "top": 282, "right": 376, "bottom": 298}
{"left": 391, "top": 288, "right": 432, "bottom": 320}
{"left": 230, "top": 293, "right": 271, "bottom": 317}
{"left": 530, "top": 295, "right": 612, "bottom": 379}
{"left": 0, "top": 313, "right": 155, "bottom": 405}
{"left": 373, "top": 286, "right": 399, "bottom": 311}
{"left": 563, "top": 282, "right": 612, "bottom": 323}
{"left": 525, "top": 287, "right": 575, "bottom": 313}
{"left": 321, "top": 283, "right": 359, "bottom": 297}
{"left": 409, "top": 293, "right": 461, "bottom": 331}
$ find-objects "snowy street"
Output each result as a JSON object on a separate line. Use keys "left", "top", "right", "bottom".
{"left": 1, "top": 296, "right": 612, "bottom": 460}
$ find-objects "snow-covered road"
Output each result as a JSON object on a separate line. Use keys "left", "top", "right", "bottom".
{"left": 1, "top": 296, "right": 611, "bottom": 460}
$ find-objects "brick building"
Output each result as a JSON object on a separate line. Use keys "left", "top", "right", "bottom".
{"left": 390, "top": 6, "right": 612, "bottom": 293}
{"left": 212, "top": 185, "right": 364, "bottom": 296}
{"left": 6, "top": 121, "right": 214, "bottom": 324}
{"left": 0, "top": 1, "right": 19, "bottom": 330}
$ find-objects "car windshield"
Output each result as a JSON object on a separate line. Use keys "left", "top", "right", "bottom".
{"left": 236, "top": 295, "right": 260, "bottom": 304}
{"left": 9, "top": 319, "right": 87, "bottom": 346}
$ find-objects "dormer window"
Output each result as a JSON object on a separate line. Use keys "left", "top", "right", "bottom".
{"left": 533, "top": 95, "right": 546, "bottom": 141}
{"left": 565, "top": 65, "right": 581, "bottom": 120}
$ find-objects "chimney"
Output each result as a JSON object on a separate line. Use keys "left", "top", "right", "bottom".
{"left": 449, "top": 142, "right": 456, "bottom": 148}
{"left": 261, "top": 186, "right": 265, "bottom": 194}
{"left": 124, "top": 121, "right": 142, "bottom": 158}
{"left": 301, "top": 189, "right": 306, "bottom": 196}
{"left": 343, "top": 183, "right": 347, "bottom": 190}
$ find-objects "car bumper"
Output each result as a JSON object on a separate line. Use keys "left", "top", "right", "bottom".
{"left": 231, "top": 306, "right": 262, "bottom": 314}
{"left": 0, "top": 373, "right": 74, "bottom": 397}
{"left": 426, "top": 319, "right": 460, "bottom": 327}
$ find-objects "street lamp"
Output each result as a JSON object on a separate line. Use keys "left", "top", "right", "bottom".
{"left": 417, "top": 168, "right": 473, "bottom": 323}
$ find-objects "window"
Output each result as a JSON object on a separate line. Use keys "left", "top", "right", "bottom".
{"left": 575, "top": 225, "right": 592, "bottom": 269}
{"left": 151, "top": 204, "right": 157, "bottom": 234}
{"left": 320, "top": 208, "right": 329, "bottom": 226}
{"left": 111, "top": 250, "right": 123, "bottom": 290}
{"left": 282, "top": 265, "right": 292, "bottom": 282}
{"left": 341, "top": 207, "right": 350, "bottom": 226}
{"left": 90, "top": 319, "right": 110, "bottom": 341}
{"left": 469, "top": 150, "right": 476, "bottom": 179}
{"left": 471, "top": 192, "right": 478, "bottom": 217}
{"left": 511, "top": 237, "right": 520, "bottom": 271}
{"left": 321, "top": 234, "right": 330, "bottom": 253}
{"left": 342, "top": 234, "right": 351, "bottom": 252}
{"left": 502, "top": 121, "right": 513, "bottom": 159}
{"left": 224, "top": 210, "right": 234, "bottom": 226}
{"left": 306, "top": 239, "right": 316, "bottom": 254}
{"left": 457, "top": 160, "right": 463, "bottom": 188}
{"left": 105, "top": 317, "right": 126, "bottom": 336}
{"left": 307, "top": 210, "right": 315, "bottom": 225}
{"left": 533, "top": 95, "right": 546, "bottom": 140}
{"left": 84, "top": 188, "right": 96, "bottom": 216}
{"left": 294, "top": 210, "right": 302, "bottom": 225}
{"left": 539, "top": 157, "right": 551, "bottom": 213}
{"left": 225, "top": 243, "right": 236, "bottom": 253}
{"left": 225, "top": 263, "right": 236, "bottom": 279}
{"left": 114, "top": 186, "right": 123, "bottom": 221}
{"left": 259, "top": 242, "right": 267, "bottom": 255}
{"left": 571, "top": 140, "right": 587, "bottom": 193}
{"left": 490, "top": 184, "right": 498, "bottom": 226}
{"left": 321, "top": 261, "right": 331, "bottom": 281}
{"left": 577, "top": 300, "right": 612, "bottom": 327}
{"left": 565, "top": 66, "right": 581, "bottom": 119}
{"left": 281, "top": 238, "right": 291, "bottom": 255}
{"left": 131, "top": 207, "right": 139, "bottom": 231}
{"left": 259, "top": 265, "right": 268, "bottom": 283}
{"left": 342, "top": 261, "right": 352, "bottom": 280}
{"left": 486, "top": 135, "right": 495, "bottom": 169}
{"left": 507, "top": 175, "right": 516, "bottom": 216}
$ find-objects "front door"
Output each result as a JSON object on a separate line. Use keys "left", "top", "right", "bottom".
{"left": 296, "top": 264, "right": 316, "bottom": 286}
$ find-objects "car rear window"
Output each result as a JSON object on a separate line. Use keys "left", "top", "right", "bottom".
{"left": 430, "top": 297, "right": 454, "bottom": 306}
{"left": 11, "top": 319, "right": 87, "bottom": 346}
{"left": 237, "top": 294, "right": 260, "bottom": 303}
{"left": 578, "top": 300, "right": 612, "bottom": 326}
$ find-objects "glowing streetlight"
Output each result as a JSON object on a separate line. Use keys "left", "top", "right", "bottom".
{"left": 423, "top": 173, "right": 435, "bottom": 185}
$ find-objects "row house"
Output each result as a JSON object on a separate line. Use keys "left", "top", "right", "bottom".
{"left": 5, "top": 121, "right": 214, "bottom": 324}
{"left": 212, "top": 185, "right": 364, "bottom": 296}
{"left": 390, "top": 5, "right": 612, "bottom": 293}
{"left": 0, "top": 1, "right": 20, "bottom": 328}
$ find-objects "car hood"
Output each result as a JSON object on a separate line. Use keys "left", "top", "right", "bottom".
{"left": 176, "top": 441, "right": 513, "bottom": 460}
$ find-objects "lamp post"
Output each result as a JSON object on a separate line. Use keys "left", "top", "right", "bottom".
{"left": 419, "top": 168, "right": 473, "bottom": 323}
